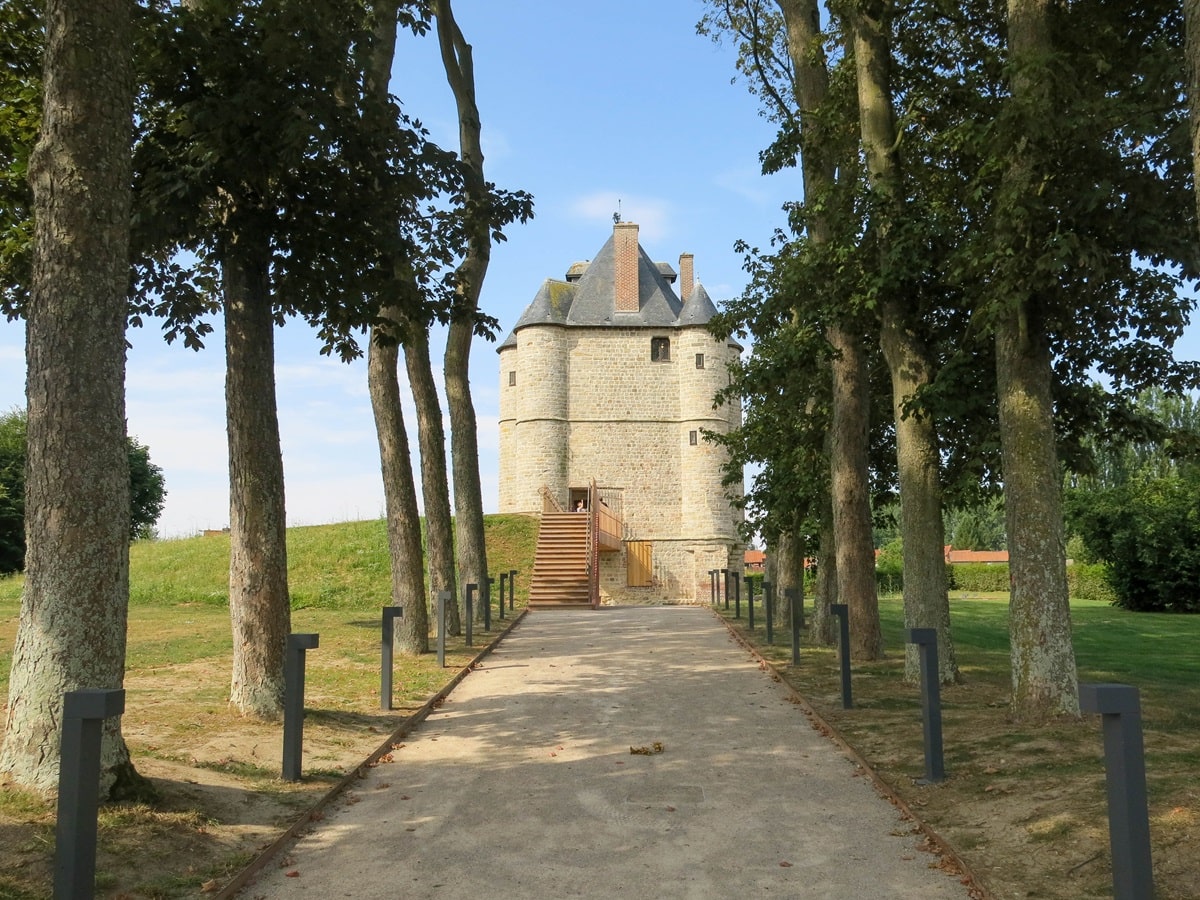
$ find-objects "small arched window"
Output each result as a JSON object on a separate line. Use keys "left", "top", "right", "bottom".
{"left": 651, "top": 337, "right": 670, "bottom": 362}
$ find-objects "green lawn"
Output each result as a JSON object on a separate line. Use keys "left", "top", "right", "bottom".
{"left": 0, "top": 513, "right": 540, "bottom": 713}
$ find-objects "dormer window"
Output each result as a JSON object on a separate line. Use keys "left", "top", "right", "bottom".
{"left": 651, "top": 337, "right": 670, "bottom": 362}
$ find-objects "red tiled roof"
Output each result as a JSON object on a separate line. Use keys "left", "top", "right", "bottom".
{"left": 944, "top": 547, "right": 1009, "bottom": 564}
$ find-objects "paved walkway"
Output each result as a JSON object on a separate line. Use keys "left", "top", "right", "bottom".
{"left": 236, "top": 607, "right": 975, "bottom": 899}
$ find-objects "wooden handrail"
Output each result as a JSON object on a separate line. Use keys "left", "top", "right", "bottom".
{"left": 588, "top": 480, "right": 600, "bottom": 607}
{"left": 539, "top": 484, "right": 565, "bottom": 513}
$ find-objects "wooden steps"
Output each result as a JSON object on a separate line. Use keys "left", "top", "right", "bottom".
{"left": 528, "top": 512, "right": 593, "bottom": 609}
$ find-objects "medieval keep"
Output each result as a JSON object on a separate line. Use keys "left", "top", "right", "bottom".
{"left": 497, "top": 221, "right": 744, "bottom": 606}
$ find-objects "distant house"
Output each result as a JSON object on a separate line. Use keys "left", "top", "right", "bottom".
{"left": 944, "top": 546, "right": 1009, "bottom": 565}
{"left": 744, "top": 549, "right": 766, "bottom": 571}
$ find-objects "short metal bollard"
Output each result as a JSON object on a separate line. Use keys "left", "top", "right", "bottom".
{"left": 787, "top": 588, "right": 801, "bottom": 665}
{"left": 733, "top": 571, "right": 742, "bottom": 619}
{"left": 745, "top": 575, "right": 755, "bottom": 629}
{"left": 764, "top": 580, "right": 774, "bottom": 644}
{"left": 1079, "top": 683, "right": 1155, "bottom": 900}
{"left": 436, "top": 591, "right": 449, "bottom": 668}
{"left": 831, "top": 603, "right": 852, "bottom": 709}
{"left": 499, "top": 572, "right": 508, "bottom": 618}
{"left": 721, "top": 568, "right": 729, "bottom": 609}
{"left": 380, "top": 606, "right": 403, "bottom": 710}
{"left": 283, "top": 633, "right": 319, "bottom": 781}
{"left": 709, "top": 569, "right": 717, "bottom": 605}
{"left": 907, "top": 628, "right": 945, "bottom": 784}
{"left": 54, "top": 688, "right": 125, "bottom": 900}
{"left": 486, "top": 576, "right": 496, "bottom": 626}
{"left": 508, "top": 570, "right": 518, "bottom": 610}
{"left": 465, "top": 583, "right": 476, "bottom": 647}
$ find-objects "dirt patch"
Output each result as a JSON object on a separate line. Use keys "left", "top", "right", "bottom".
{"left": 0, "top": 645, "right": 469, "bottom": 898}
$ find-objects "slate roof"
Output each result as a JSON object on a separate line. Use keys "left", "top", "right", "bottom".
{"left": 498, "top": 232, "right": 724, "bottom": 350}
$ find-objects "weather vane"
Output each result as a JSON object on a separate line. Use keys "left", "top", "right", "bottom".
{"left": 613, "top": 199, "right": 622, "bottom": 224}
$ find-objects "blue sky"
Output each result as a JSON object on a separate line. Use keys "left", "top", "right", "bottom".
{"left": 0, "top": 0, "right": 1195, "bottom": 538}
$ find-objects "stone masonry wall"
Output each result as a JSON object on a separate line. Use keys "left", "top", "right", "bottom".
{"left": 500, "top": 321, "right": 743, "bottom": 601}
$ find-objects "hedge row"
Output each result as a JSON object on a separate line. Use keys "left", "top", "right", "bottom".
{"left": 875, "top": 562, "right": 1119, "bottom": 604}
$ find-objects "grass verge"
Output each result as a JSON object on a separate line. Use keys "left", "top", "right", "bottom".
{"left": 718, "top": 595, "right": 1200, "bottom": 900}
{"left": 0, "top": 513, "right": 538, "bottom": 899}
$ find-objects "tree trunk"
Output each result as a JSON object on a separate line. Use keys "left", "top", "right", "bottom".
{"left": 882, "top": 314, "right": 958, "bottom": 682}
{"left": 1185, "top": 0, "right": 1200, "bottom": 226}
{"left": 775, "top": 0, "right": 881, "bottom": 659}
{"left": 369, "top": 318, "right": 429, "bottom": 652}
{"left": 811, "top": 487, "right": 837, "bottom": 646}
{"left": 404, "top": 330, "right": 459, "bottom": 634}
{"left": 1, "top": 0, "right": 149, "bottom": 798}
{"left": 849, "top": 0, "right": 957, "bottom": 681}
{"left": 828, "top": 325, "right": 883, "bottom": 660}
{"left": 435, "top": 0, "right": 491, "bottom": 616}
{"left": 444, "top": 325, "right": 487, "bottom": 617}
{"left": 359, "top": 1, "right": 434, "bottom": 648}
{"left": 224, "top": 238, "right": 291, "bottom": 719}
{"left": 997, "top": 0, "right": 1079, "bottom": 719}
{"left": 773, "top": 511, "right": 807, "bottom": 630}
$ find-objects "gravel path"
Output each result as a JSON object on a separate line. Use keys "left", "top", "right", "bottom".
{"left": 236, "top": 607, "right": 974, "bottom": 899}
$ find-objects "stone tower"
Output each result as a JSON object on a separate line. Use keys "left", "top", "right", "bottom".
{"left": 497, "top": 222, "right": 743, "bottom": 603}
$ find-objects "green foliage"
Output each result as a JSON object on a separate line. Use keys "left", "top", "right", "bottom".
{"left": 0, "top": 409, "right": 167, "bottom": 573}
{"left": 0, "top": 0, "right": 40, "bottom": 318}
{"left": 0, "top": 407, "right": 25, "bottom": 573}
{"left": 128, "top": 438, "right": 166, "bottom": 541}
{"left": 125, "top": 0, "right": 532, "bottom": 357}
{"left": 945, "top": 498, "right": 1006, "bottom": 551}
{"left": 1066, "top": 389, "right": 1200, "bottom": 612}
{"left": 875, "top": 538, "right": 903, "bottom": 594}
{"left": 947, "top": 563, "right": 1010, "bottom": 593}
{"left": 1066, "top": 562, "right": 1119, "bottom": 606}
{"left": 1068, "top": 471, "right": 1200, "bottom": 612}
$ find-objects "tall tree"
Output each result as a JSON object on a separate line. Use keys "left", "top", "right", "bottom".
{"left": 359, "top": 0, "right": 434, "bottom": 654}
{"left": 842, "top": 0, "right": 957, "bottom": 681}
{"left": 0, "top": 0, "right": 148, "bottom": 797}
{"left": 369, "top": 310, "right": 429, "bottom": 652}
{"left": 132, "top": 0, "right": 453, "bottom": 706}
{"left": 404, "top": 330, "right": 459, "bottom": 634}
{"left": 434, "top": 0, "right": 533, "bottom": 619}
{"left": 988, "top": 0, "right": 1079, "bottom": 718}
{"left": 706, "top": 0, "right": 884, "bottom": 658}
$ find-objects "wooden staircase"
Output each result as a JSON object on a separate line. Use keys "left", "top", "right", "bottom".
{"left": 528, "top": 512, "right": 593, "bottom": 609}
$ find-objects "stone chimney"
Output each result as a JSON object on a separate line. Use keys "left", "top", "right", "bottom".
{"left": 614, "top": 221, "right": 640, "bottom": 312}
{"left": 678, "top": 253, "right": 694, "bottom": 303}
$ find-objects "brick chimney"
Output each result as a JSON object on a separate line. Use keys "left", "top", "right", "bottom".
{"left": 614, "top": 221, "right": 639, "bottom": 312}
{"left": 679, "top": 253, "right": 694, "bottom": 303}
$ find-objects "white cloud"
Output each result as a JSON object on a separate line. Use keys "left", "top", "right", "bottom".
{"left": 713, "top": 164, "right": 776, "bottom": 206}
{"left": 569, "top": 192, "right": 673, "bottom": 243}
